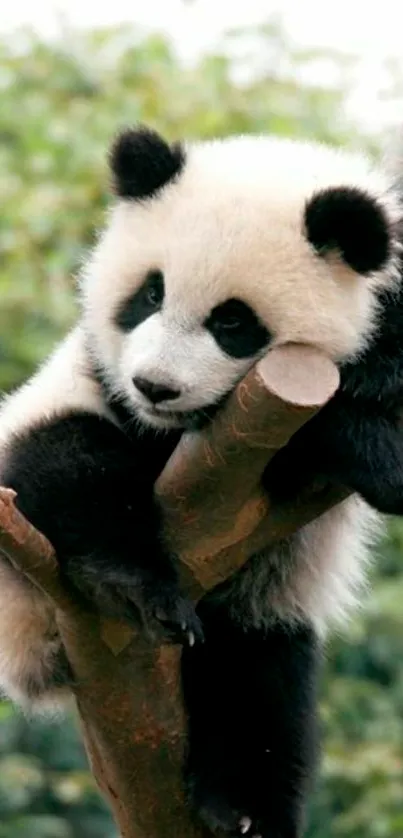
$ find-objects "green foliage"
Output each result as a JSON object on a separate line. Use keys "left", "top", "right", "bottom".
{"left": 0, "top": 20, "right": 402, "bottom": 838}
{"left": 0, "top": 20, "right": 363, "bottom": 390}
{"left": 0, "top": 704, "right": 115, "bottom": 837}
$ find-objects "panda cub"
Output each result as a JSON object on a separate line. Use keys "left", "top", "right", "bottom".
{"left": 1, "top": 126, "right": 403, "bottom": 838}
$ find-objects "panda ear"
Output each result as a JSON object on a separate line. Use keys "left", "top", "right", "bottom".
{"left": 109, "top": 126, "right": 185, "bottom": 200}
{"left": 304, "top": 186, "right": 391, "bottom": 274}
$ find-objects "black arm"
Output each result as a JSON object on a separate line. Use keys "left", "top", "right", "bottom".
{"left": 264, "top": 398, "right": 403, "bottom": 516}
{"left": 2, "top": 411, "right": 202, "bottom": 643}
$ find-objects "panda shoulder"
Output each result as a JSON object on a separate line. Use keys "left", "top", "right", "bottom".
{"left": 0, "top": 327, "right": 111, "bottom": 447}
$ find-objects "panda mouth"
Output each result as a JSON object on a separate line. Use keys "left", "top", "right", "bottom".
{"left": 141, "top": 399, "right": 225, "bottom": 431}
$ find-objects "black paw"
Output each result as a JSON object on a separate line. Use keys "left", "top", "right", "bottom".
{"left": 65, "top": 561, "right": 203, "bottom": 646}
{"left": 193, "top": 793, "right": 263, "bottom": 837}
{"left": 143, "top": 582, "right": 204, "bottom": 646}
{"left": 188, "top": 778, "right": 299, "bottom": 838}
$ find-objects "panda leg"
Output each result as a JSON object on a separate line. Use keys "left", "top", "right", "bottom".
{"left": 182, "top": 600, "right": 319, "bottom": 837}
{"left": 2, "top": 412, "right": 203, "bottom": 648}
{"left": 0, "top": 558, "right": 72, "bottom": 710}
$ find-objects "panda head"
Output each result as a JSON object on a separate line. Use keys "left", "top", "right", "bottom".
{"left": 81, "top": 126, "right": 401, "bottom": 430}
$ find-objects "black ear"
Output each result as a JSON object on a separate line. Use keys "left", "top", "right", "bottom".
{"left": 109, "top": 126, "right": 185, "bottom": 200}
{"left": 305, "top": 186, "right": 391, "bottom": 274}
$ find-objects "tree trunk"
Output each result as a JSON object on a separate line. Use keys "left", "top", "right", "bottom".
{"left": 0, "top": 343, "right": 348, "bottom": 837}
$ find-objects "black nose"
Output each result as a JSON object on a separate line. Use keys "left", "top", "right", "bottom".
{"left": 133, "top": 376, "right": 181, "bottom": 405}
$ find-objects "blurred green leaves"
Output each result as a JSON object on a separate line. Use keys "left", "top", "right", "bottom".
{"left": 0, "top": 20, "right": 360, "bottom": 389}
{"left": 0, "top": 19, "right": 402, "bottom": 838}
{"left": 0, "top": 706, "right": 115, "bottom": 837}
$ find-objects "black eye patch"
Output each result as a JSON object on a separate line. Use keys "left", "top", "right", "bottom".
{"left": 115, "top": 270, "right": 164, "bottom": 332}
{"left": 204, "top": 298, "right": 271, "bottom": 358}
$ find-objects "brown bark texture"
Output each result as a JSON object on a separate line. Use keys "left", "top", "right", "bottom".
{"left": 0, "top": 343, "right": 349, "bottom": 838}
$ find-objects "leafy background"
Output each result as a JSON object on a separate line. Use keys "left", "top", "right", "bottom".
{"left": 0, "top": 19, "right": 403, "bottom": 838}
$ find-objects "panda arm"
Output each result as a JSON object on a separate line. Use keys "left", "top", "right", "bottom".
{"left": 264, "top": 398, "right": 403, "bottom": 515}
{"left": 316, "top": 407, "right": 403, "bottom": 515}
{"left": 1, "top": 411, "right": 202, "bottom": 644}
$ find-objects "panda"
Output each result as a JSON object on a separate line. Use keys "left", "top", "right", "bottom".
{"left": 0, "top": 126, "right": 403, "bottom": 838}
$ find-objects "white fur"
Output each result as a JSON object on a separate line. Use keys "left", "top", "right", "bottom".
{"left": 222, "top": 496, "right": 381, "bottom": 637}
{"left": 81, "top": 134, "right": 401, "bottom": 431}
{"left": 0, "top": 327, "right": 112, "bottom": 451}
{"left": 0, "top": 328, "right": 110, "bottom": 711}
{"left": 80, "top": 133, "right": 397, "bottom": 632}
{"left": 0, "top": 559, "right": 67, "bottom": 714}
{"left": 0, "top": 131, "right": 399, "bottom": 708}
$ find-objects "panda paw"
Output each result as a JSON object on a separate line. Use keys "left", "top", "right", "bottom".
{"left": 192, "top": 794, "right": 263, "bottom": 837}
{"left": 143, "top": 582, "right": 204, "bottom": 646}
{"left": 187, "top": 775, "right": 299, "bottom": 838}
{"left": 64, "top": 559, "right": 203, "bottom": 646}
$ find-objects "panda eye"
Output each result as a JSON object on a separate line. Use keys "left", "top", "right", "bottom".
{"left": 144, "top": 270, "right": 164, "bottom": 309}
{"left": 216, "top": 313, "right": 242, "bottom": 330}
{"left": 204, "top": 297, "right": 271, "bottom": 359}
{"left": 146, "top": 285, "right": 161, "bottom": 307}
{"left": 209, "top": 300, "right": 250, "bottom": 332}
{"left": 115, "top": 269, "right": 165, "bottom": 333}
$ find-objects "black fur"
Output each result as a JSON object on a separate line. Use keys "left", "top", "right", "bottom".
{"left": 5, "top": 244, "right": 403, "bottom": 836}
{"left": 305, "top": 186, "right": 391, "bottom": 274}
{"left": 109, "top": 126, "right": 185, "bottom": 200}
{"left": 115, "top": 269, "right": 165, "bottom": 332}
{"left": 264, "top": 284, "right": 403, "bottom": 514}
{"left": 2, "top": 411, "right": 203, "bottom": 645}
{"left": 205, "top": 298, "right": 272, "bottom": 359}
{"left": 182, "top": 604, "right": 319, "bottom": 838}
{"left": 180, "top": 282, "right": 403, "bottom": 836}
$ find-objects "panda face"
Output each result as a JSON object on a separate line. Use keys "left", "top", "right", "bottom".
{"left": 81, "top": 127, "right": 401, "bottom": 430}
{"left": 112, "top": 268, "right": 271, "bottom": 429}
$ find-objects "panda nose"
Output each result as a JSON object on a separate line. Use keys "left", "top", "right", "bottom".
{"left": 133, "top": 376, "right": 181, "bottom": 404}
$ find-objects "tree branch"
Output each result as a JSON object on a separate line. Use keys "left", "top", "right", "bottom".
{"left": 0, "top": 343, "right": 348, "bottom": 838}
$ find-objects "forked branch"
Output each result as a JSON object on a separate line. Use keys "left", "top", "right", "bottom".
{"left": 0, "top": 343, "right": 348, "bottom": 838}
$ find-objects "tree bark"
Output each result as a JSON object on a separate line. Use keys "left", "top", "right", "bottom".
{"left": 0, "top": 343, "right": 348, "bottom": 838}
